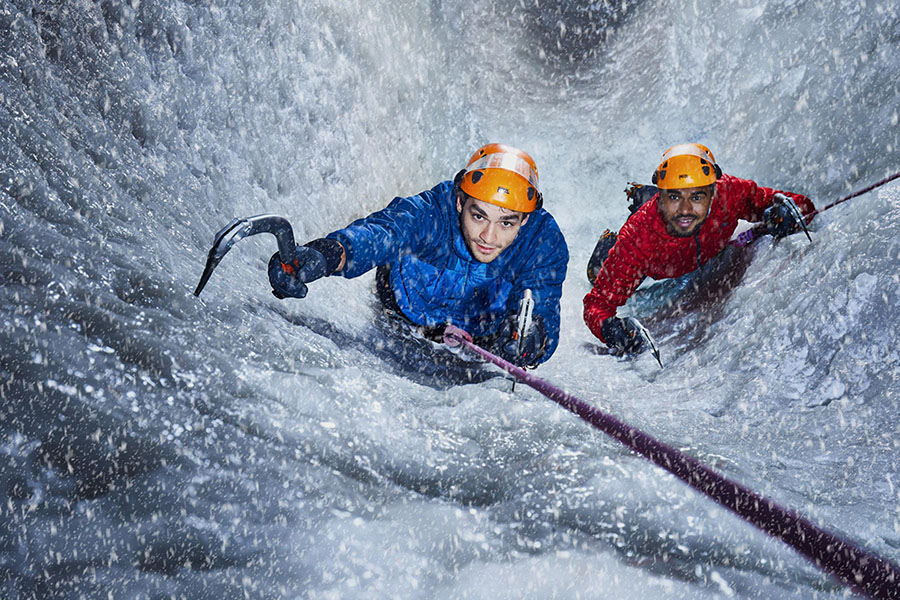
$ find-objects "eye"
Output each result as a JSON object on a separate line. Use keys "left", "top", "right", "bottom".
{"left": 471, "top": 213, "right": 485, "bottom": 222}
{"left": 500, "top": 221, "right": 515, "bottom": 229}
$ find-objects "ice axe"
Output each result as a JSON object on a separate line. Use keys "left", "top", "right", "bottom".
{"left": 194, "top": 214, "right": 298, "bottom": 297}
{"left": 730, "top": 170, "right": 900, "bottom": 247}
{"left": 515, "top": 289, "right": 535, "bottom": 356}
{"left": 627, "top": 316, "right": 663, "bottom": 368}
{"left": 510, "top": 289, "right": 535, "bottom": 392}
{"left": 773, "top": 193, "right": 812, "bottom": 242}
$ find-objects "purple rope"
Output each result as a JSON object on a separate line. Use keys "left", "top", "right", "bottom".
{"left": 729, "top": 170, "right": 900, "bottom": 247}
{"left": 813, "top": 171, "right": 900, "bottom": 216}
{"left": 443, "top": 327, "right": 900, "bottom": 599}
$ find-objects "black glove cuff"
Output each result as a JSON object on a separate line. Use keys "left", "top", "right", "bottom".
{"left": 600, "top": 317, "right": 619, "bottom": 343}
{"left": 305, "top": 238, "right": 344, "bottom": 275}
{"left": 529, "top": 316, "right": 548, "bottom": 363}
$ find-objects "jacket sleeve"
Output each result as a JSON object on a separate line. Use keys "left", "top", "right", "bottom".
{"left": 510, "top": 218, "right": 568, "bottom": 363}
{"left": 725, "top": 175, "right": 816, "bottom": 224}
{"left": 583, "top": 219, "right": 648, "bottom": 344}
{"left": 325, "top": 181, "right": 452, "bottom": 278}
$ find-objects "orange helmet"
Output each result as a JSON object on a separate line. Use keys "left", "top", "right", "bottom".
{"left": 458, "top": 143, "right": 541, "bottom": 213}
{"left": 652, "top": 143, "right": 721, "bottom": 189}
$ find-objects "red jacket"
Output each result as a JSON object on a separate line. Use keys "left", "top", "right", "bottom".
{"left": 583, "top": 174, "right": 815, "bottom": 343}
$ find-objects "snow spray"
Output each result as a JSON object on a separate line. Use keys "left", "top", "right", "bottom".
{"left": 443, "top": 325, "right": 900, "bottom": 599}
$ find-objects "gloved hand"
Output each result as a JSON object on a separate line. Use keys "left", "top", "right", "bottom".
{"left": 496, "top": 314, "right": 547, "bottom": 368}
{"left": 600, "top": 316, "right": 645, "bottom": 354}
{"left": 268, "top": 244, "right": 329, "bottom": 299}
{"left": 442, "top": 324, "right": 473, "bottom": 347}
{"left": 763, "top": 194, "right": 805, "bottom": 239}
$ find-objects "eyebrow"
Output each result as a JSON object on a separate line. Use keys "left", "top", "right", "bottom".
{"left": 468, "top": 203, "right": 522, "bottom": 223}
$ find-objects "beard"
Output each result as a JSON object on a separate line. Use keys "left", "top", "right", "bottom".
{"left": 665, "top": 215, "right": 702, "bottom": 237}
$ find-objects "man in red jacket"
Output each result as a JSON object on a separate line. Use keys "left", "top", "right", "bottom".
{"left": 583, "top": 143, "right": 815, "bottom": 354}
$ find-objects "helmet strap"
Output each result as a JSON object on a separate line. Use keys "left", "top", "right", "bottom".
{"left": 452, "top": 169, "right": 466, "bottom": 189}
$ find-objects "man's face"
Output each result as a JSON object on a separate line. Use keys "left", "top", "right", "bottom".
{"left": 657, "top": 185, "right": 714, "bottom": 237}
{"left": 456, "top": 194, "right": 529, "bottom": 263}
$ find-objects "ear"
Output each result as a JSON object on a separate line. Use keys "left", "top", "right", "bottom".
{"left": 456, "top": 193, "right": 464, "bottom": 214}
{"left": 521, "top": 214, "right": 530, "bottom": 226}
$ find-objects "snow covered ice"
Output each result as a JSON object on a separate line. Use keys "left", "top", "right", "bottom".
{"left": 1, "top": 0, "right": 899, "bottom": 598}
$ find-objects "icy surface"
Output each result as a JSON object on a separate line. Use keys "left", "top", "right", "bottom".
{"left": 1, "top": 0, "right": 899, "bottom": 598}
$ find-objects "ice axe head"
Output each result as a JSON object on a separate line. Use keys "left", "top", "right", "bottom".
{"left": 193, "top": 214, "right": 297, "bottom": 296}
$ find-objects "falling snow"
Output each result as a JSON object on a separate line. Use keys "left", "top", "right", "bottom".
{"left": 1, "top": 0, "right": 899, "bottom": 599}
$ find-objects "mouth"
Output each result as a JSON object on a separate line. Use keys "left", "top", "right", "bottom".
{"left": 674, "top": 216, "right": 697, "bottom": 228}
{"left": 475, "top": 243, "right": 497, "bottom": 254}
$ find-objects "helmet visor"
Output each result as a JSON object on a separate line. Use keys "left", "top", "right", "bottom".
{"left": 660, "top": 144, "right": 715, "bottom": 164}
{"left": 465, "top": 153, "right": 539, "bottom": 191}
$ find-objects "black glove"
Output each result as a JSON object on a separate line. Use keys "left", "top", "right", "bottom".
{"left": 601, "top": 316, "right": 645, "bottom": 354}
{"left": 267, "top": 238, "right": 343, "bottom": 299}
{"left": 495, "top": 314, "right": 547, "bottom": 368}
{"left": 763, "top": 194, "right": 804, "bottom": 239}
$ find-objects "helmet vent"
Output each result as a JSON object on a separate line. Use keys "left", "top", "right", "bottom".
{"left": 471, "top": 171, "right": 483, "bottom": 184}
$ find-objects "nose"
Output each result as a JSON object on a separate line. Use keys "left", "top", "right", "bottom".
{"left": 677, "top": 196, "right": 694, "bottom": 214}
{"left": 480, "top": 222, "right": 498, "bottom": 245}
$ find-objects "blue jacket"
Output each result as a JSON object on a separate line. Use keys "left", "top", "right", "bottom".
{"left": 326, "top": 181, "right": 569, "bottom": 363}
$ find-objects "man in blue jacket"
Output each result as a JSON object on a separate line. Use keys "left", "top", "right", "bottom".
{"left": 267, "top": 143, "right": 569, "bottom": 367}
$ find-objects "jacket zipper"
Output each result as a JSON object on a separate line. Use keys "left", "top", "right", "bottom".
{"left": 694, "top": 232, "right": 702, "bottom": 269}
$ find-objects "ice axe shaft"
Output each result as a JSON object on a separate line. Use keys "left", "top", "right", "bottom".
{"left": 630, "top": 317, "right": 662, "bottom": 368}
{"left": 194, "top": 214, "right": 298, "bottom": 297}
{"left": 511, "top": 289, "right": 535, "bottom": 392}
{"left": 515, "top": 289, "right": 535, "bottom": 357}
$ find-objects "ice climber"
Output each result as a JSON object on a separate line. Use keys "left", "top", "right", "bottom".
{"left": 268, "top": 143, "right": 569, "bottom": 367}
{"left": 583, "top": 143, "right": 815, "bottom": 355}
